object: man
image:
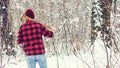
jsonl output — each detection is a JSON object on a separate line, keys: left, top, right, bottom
{"left": 17, "top": 9, "right": 55, "bottom": 68}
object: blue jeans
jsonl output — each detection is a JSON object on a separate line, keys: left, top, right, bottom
{"left": 26, "top": 53, "right": 47, "bottom": 68}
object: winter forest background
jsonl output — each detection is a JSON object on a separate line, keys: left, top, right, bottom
{"left": 0, "top": 0, "right": 120, "bottom": 68}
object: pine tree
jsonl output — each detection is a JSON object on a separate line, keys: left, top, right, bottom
{"left": 91, "top": 0, "right": 103, "bottom": 45}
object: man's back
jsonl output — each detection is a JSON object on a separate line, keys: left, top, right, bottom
{"left": 17, "top": 20, "right": 54, "bottom": 55}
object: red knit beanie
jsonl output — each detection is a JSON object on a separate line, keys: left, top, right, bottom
{"left": 25, "top": 9, "right": 35, "bottom": 19}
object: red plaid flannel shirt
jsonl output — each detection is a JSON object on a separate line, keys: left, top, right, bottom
{"left": 17, "top": 20, "right": 53, "bottom": 55}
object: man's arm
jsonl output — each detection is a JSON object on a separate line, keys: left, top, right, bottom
{"left": 41, "top": 24, "right": 54, "bottom": 38}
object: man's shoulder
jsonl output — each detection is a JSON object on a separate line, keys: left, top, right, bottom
{"left": 33, "top": 21, "right": 42, "bottom": 26}
{"left": 33, "top": 21, "right": 44, "bottom": 26}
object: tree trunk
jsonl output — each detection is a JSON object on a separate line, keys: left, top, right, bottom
{"left": 101, "top": 0, "right": 112, "bottom": 48}
{"left": 101, "top": 0, "right": 112, "bottom": 68}
{"left": 0, "top": 0, "right": 15, "bottom": 66}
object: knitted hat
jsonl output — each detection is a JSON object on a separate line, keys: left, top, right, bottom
{"left": 25, "top": 9, "right": 35, "bottom": 19}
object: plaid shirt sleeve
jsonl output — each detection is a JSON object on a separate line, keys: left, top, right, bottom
{"left": 17, "top": 26, "right": 23, "bottom": 44}
{"left": 41, "top": 24, "right": 54, "bottom": 38}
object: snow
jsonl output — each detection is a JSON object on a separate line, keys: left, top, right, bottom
{"left": 3, "top": 56, "right": 88, "bottom": 68}
{"left": 3, "top": 39, "right": 120, "bottom": 68}
{"left": 70, "top": 17, "right": 79, "bottom": 24}
{"left": 1, "top": 35, "right": 120, "bottom": 68}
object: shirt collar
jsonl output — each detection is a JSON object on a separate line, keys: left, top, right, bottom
{"left": 26, "top": 20, "right": 32, "bottom": 24}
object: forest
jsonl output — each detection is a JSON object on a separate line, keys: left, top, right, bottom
{"left": 0, "top": 0, "right": 120, "bottom": 68}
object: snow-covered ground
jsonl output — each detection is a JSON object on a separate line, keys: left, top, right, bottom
{"left": 2, "top": 39, "right": 120, "bottom": 68}
{"left": 3, "top": 56, "right": 85, "bottom": 68}
{"left": 3, "top": 53, "right": 120, "bottom": 68}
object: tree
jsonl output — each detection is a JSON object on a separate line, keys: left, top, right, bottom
{"left": 91, "top": 0, "right": 120, "bottom": 68}
{"left": 100, "top": 1, "right": 113, "bottom": 67}
{"left": 0, "top": 0, "right": 15, "bottom": 67}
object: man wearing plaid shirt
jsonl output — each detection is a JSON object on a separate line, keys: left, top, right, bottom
{"left": 17, "top": 9, "right": 55, "bottom": 68}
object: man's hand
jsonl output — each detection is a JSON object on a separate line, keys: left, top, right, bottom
{"left": 46, "top": 25, "right": 57, "bottom": 33}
